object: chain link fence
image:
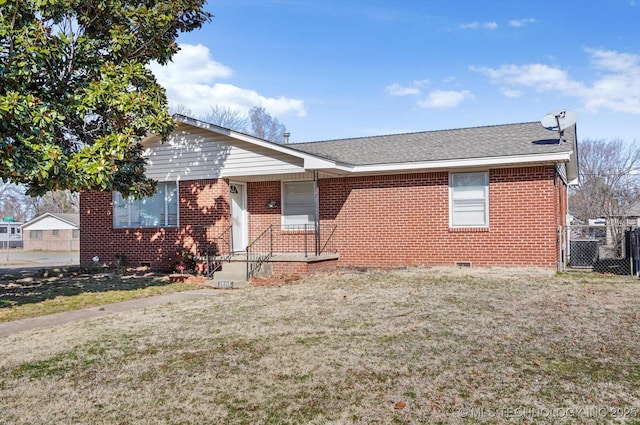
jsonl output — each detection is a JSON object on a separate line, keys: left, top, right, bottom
{"left": 560, "top": 224, "right": 638, "bottom": 276}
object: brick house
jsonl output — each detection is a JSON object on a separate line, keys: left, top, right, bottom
{"left": 80, "top": 115, "right": 578, "bottom": 276}
{"left": 22, "top": 213, "right": 80, "bottom": 251}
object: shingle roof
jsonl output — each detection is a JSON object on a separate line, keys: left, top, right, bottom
{"left": 288, "top": 122, "right": 575, "bottom": 166}
{"left": 51, "top": 213, "right": 80, "bottom": 227}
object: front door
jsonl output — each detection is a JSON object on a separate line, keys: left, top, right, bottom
{"left": 230, "top": 182, "right": 247, "bottom": 252}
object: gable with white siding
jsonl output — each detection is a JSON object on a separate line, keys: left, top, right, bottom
{"left": 143, "top": 123, "right": 307, "bottom": 181}
{"left": 21, "top": 214, "right": 79, "bottom": 231}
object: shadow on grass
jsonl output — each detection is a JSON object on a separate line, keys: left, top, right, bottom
{"left": 0, "top": 267, "right": 175, "bottom": 308}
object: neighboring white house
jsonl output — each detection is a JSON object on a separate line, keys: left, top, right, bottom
{"left": 21, "top": 213, "right": 80, "bottom": 251}
{"left": 0, "top": 219, "right": 23, "bottom": 248}
{"left": 623, "top": 200, "right": 640, "bottom": 227}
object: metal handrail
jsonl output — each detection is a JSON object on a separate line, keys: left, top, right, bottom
{"left": 318, "top": 224, "right": 337, "bottom": 256}
{"left": 246, "top": 224, "right": 273, "bottom": 279}
{"left": 279, "top": 223, "right": 338, "bottom": 257}
{"left": 198, "top": 224, "right": 232, "bottom": 278}
{"left": 216, "top": 224, "right": 233, "bottom": 262}
{"left": 244, "top": 223, "right": 338, "bottom": 279}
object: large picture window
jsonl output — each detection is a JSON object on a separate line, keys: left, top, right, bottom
{"left": 113, "top": 182, "right": 178, "bottom": 228}
{"left": 450, "top": 172, "right": 489, "bottom": 227}
{"left": 282, "top": 181, "right": 316, "bottom": 227}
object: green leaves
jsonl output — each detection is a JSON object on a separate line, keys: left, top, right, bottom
{"left": 1, "top": 0, "right": 212, "bottom": 197}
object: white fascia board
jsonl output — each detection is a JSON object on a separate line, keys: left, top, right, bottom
{"left": 20, "top": 213, "right": 49, "bottom": 229}
{"left": 329, "top": 152, "right": 572, "bottom": 174}
{"left": 566, "top": 147, "right": 578, "bottom": 182}
{"left": 303, "top": 156, "right": 341, "bottom": 169}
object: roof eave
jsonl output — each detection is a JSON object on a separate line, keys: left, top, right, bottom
{"left": 20, "top": 213, "right": 79, "bottom": 229}
{"left": 322, "top": 152, "right": 573, "bottom": 174}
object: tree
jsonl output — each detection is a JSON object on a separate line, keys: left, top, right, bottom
{"left": 168, "top": 103, "right": 195, "bottom": 117}
{"left": 28, "top": 190, "right": 80, "bottom": 217}
{"left": 569, "top": 139, "right": 640, "bottom": 253}
{"left": 201, "top": 105, "right": 248, "bottom": 132}
{"left": 170, "top": 104, "right": 287, "bottom": 141}
{"left": 248, "top": 106, "right": 287, "bottom": 143}
{"left": 0, "top": 180, "right": 27, "bottom": 221}
{"left": 0, "top": 1, "right": 211, "bottom": 198}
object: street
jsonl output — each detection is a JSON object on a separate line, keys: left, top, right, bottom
{"left": 0, "top": 249, "right": 79, "bottom": 270}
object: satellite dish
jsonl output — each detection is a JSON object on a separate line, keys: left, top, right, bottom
{"left": 540, "top": 110, "right": 578, "bottom": 144}
{"left": 540, "top": 110, "right": 578, "bottom": 132}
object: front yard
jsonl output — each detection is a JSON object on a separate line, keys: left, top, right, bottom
{"left": 0, "top": 267, "right": 198, "bottom": 322}
{"left": 0, "top": 267, "right": 639, "bottom": 424}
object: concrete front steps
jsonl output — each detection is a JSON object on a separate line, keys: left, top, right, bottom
{"left": 204, "top": 261, "right": 248, "bottom": 289}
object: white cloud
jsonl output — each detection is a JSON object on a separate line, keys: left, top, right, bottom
{"left": 149, "top": 43, "right": 306, "bottom": 117}
{"left": 386, "top": 80, "right": 430, "bottom": 96}
{"left": 386, "top": 83, "right": 420, "bottom": 96}
{"left": 471, "top": 49, "right": 640, "bottom": 114}
{"left": 470, "top": 63, "right": 583, "bottom": 92}
{"left": 582, "top": 49, "right": 640, "bottom": 113}
{"left": 460, "top": 21, "right": 498, "bottom": 30}
{"left": 588, "top": 48, "right": 640, "bottom": 72}
{"left": 417, "top": 90, "right": 474, "bottom": 109}
{"left": 500, "top": 88, "right": 522, "bottom": 98}
{"left": 509, "top": 18, "right": 536, "bottom": 27}
{"left": 460, "top": 22, "right": 480, "bottom": 29}
{"left": 150, "top": 44, "right": 232, "bottom": 85}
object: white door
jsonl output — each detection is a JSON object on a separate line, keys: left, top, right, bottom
{"left": 230, "top": 182, "right": 247, "bottom": 252}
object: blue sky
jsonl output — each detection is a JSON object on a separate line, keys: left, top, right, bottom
{"left": 150, "top": 0, "right": 640, "bottom": 144}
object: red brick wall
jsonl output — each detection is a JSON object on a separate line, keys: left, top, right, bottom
{"left": 80, "top": 179, "right": 230, "bottom": 269}
{"left": 246, "top": 181, "right": 315, "bottom": 253}
{"left": 247, "top": 181, "right": 281, "bottom": 238}
{"left": 315, "top": 166, "right": 561, "bottom": 269}
{"left": 81, "top": 165, "right": 566, "bottom": 271}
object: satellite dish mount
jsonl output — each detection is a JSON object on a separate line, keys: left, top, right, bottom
{"left": 540, "top": 110, "right": 578, "bottom": 144}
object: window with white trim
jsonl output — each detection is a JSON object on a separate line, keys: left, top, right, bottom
{"left": 282, "top": 181, "right": 315, "bottom": 228}
{"left": 113, "top": 182, "right": 178, "bottom": 228}
{"left": 449, "top": 171, "right": 489, "bottom": 227}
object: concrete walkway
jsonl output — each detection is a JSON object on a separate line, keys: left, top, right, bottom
{"left": 0, "top": 289, "right": 221, "bottom": 337}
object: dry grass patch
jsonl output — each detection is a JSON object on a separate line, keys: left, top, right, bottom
{"left": 0, "top": 268, "right": 639, "bottom": 424}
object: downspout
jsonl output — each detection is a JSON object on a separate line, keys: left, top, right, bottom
{"left": 564, "top": 170, "right": 569, "bottom": 271}
{"left": 554, "top": 166, "right": 564, "bottom": 271}
{"left": 314, "top": 171, "right": 320, "bottom": 256}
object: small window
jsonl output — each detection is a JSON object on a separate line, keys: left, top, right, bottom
{"left": 30, "top": 230, "right": 43, "bottom": 240}
{"left": 282, "top": 181, "right": 316, "bottom": 228}
{"left": 72, "top": 229, "right": 80, "bottom": 239}
{"left": 113, "top": 182, "right": 178, "bottom": 228}
{"left": 52, "top": 229, "right": 60, "bottom": 236}
{"left": 0, "top": 227, "right": 6, "bottom": 234}
{"left": 450, "top": 171, "right": 489, "bottom": 227}
{"left": 10, "top": 227, "right": 16, "bottom": 234}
